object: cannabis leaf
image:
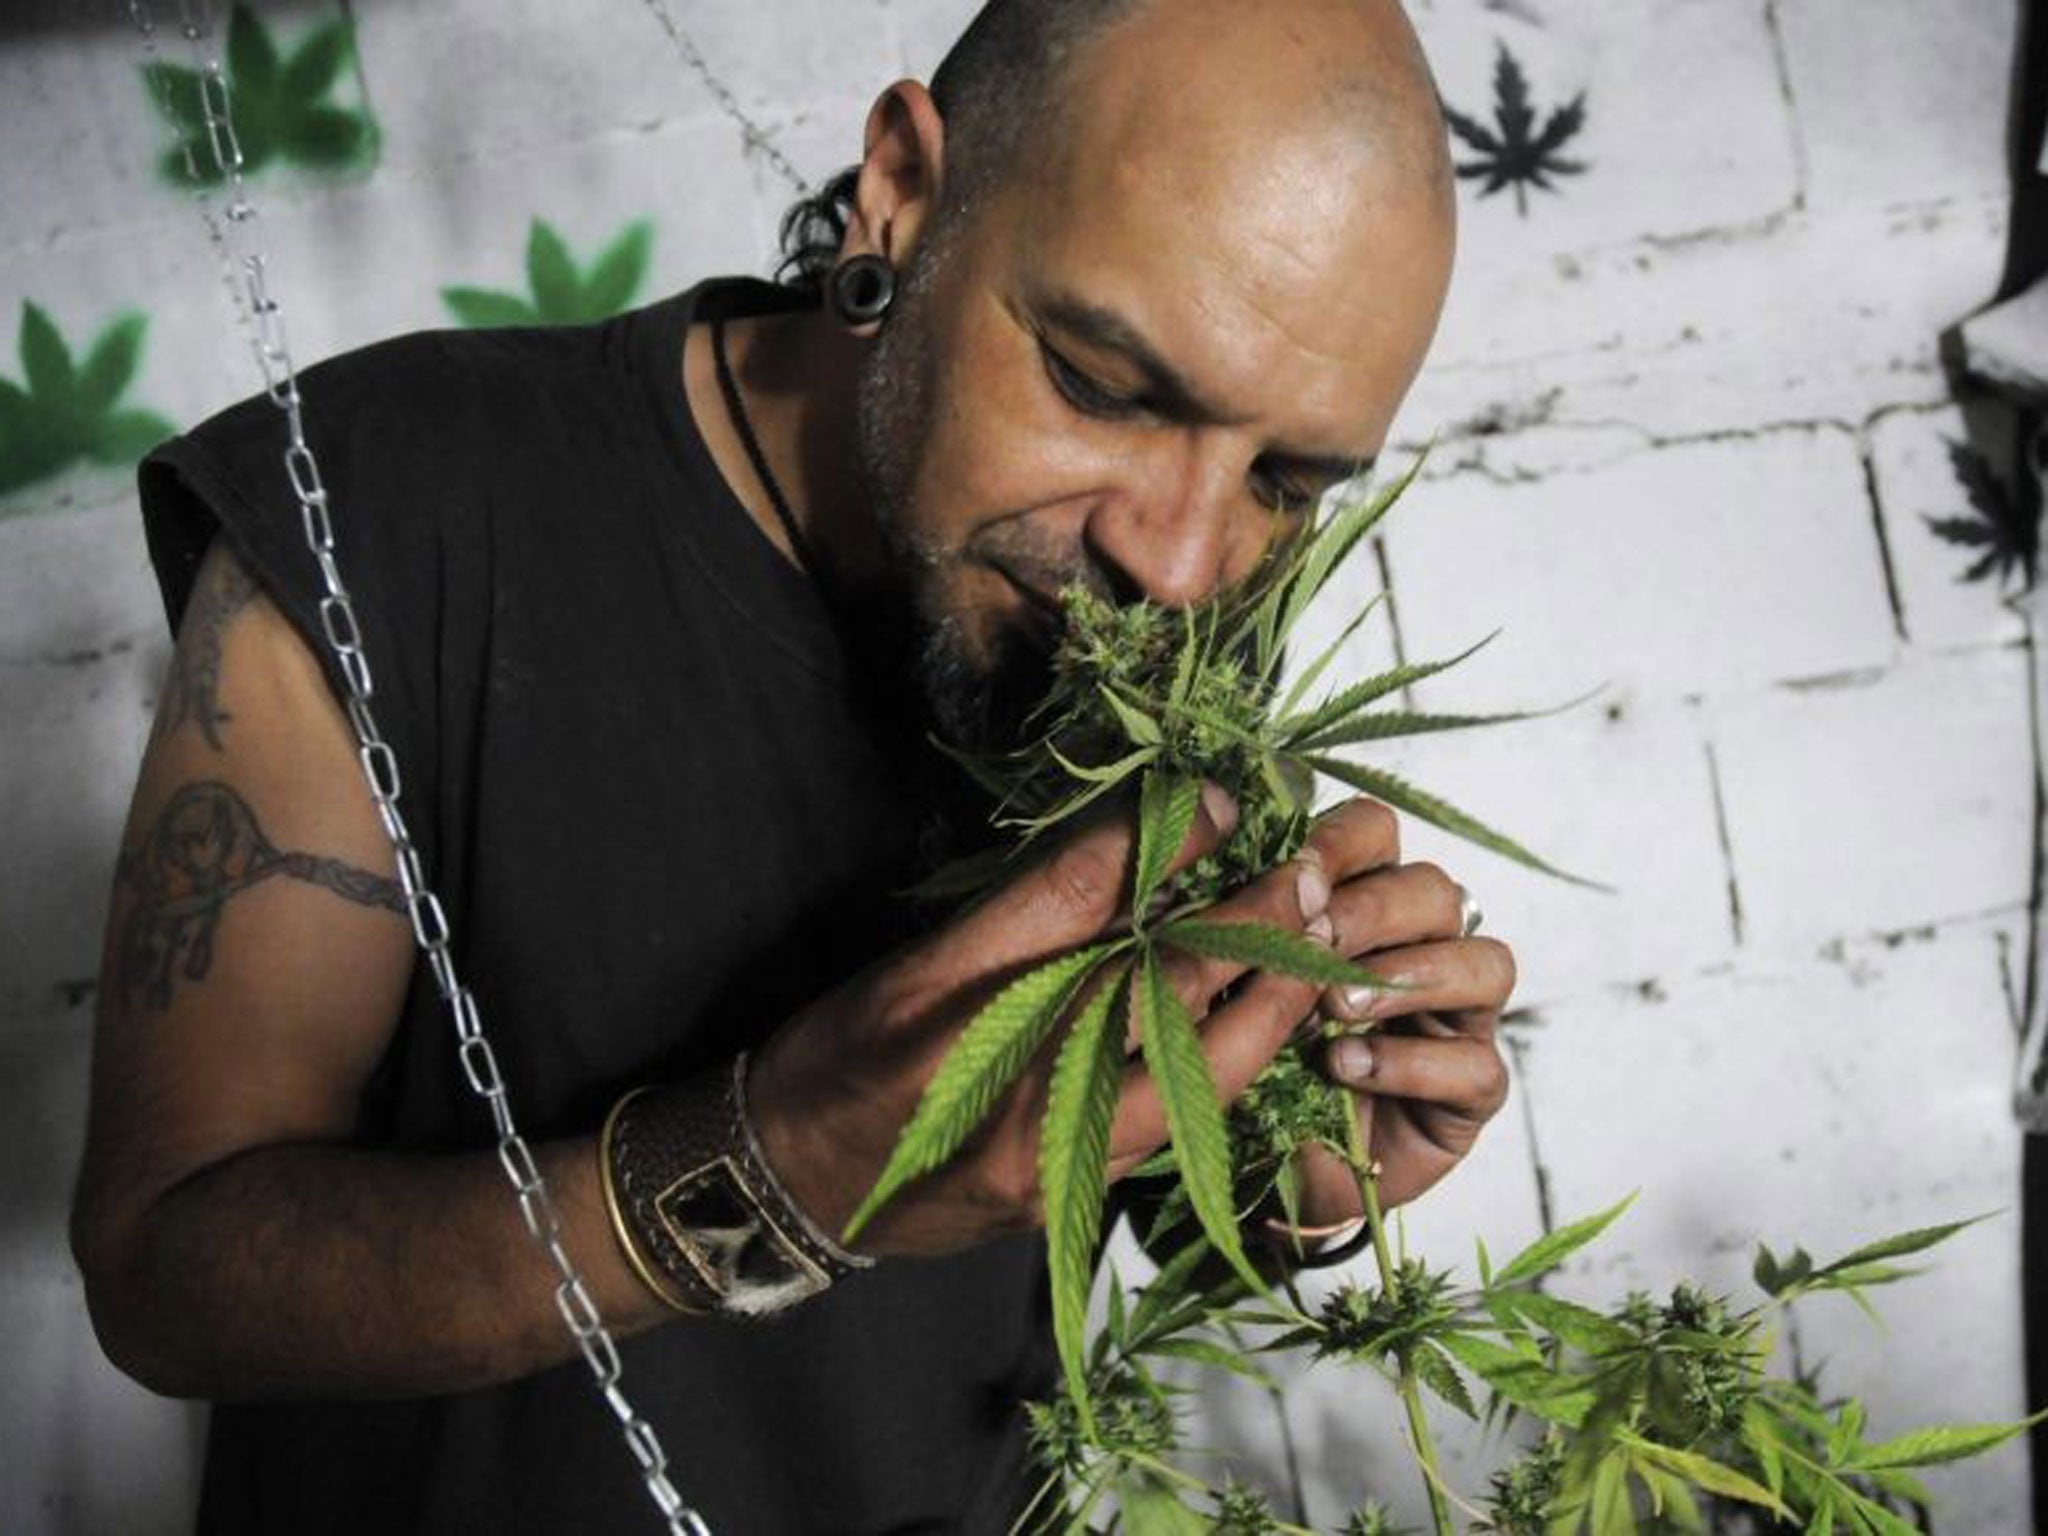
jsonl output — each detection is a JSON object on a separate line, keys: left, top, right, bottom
{"left": 1444, "top": 42, "right": 1589, "bottom": 216}
{"left": 0, "top": 302, "right": 173, "bottom": 500}
{"left": 1924, "top": 438, "right": 2038, "bottom": 589}
{"left": 141, "top": 3, "right": 375, "bottom": 188}
{"left": 442, "top": 219, "right": 657, "bottom": 328}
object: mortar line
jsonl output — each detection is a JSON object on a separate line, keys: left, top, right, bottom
{"left": 1503, "top": 1031, "right": 1557, "bottom": 1238}
{"left": 1760, "top": 0, "right": 1811, "bottom": 213}
{"left": 1702, "top": 739, "right": 1747, "bottom": 948}
{"left": 1858, "top": 439, "right": 1911, "bottom": 643}
{"left": 1370, "top": 534, "right": 1417, "bottom": 710}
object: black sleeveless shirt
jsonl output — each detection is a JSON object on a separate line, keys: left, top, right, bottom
{"left": 138, "top": 279, "right": 1053, "bottom": 1535}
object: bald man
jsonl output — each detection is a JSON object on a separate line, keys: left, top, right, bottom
{"left": 73, "top": 1, "right": 1513, "bottom": 1530}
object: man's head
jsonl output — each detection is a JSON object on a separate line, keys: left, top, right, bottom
{"left": 810, "top": 0, "right": 1456, "bottom": 750}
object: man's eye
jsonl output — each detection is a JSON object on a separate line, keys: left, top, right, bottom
{"left": 1251, "top": 464, "right": 1315, "bottom": 511}
{"left": 1040, "top": 340, "right": 1139, "bottom": 420}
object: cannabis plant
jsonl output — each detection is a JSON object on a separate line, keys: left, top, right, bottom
{"left": 842, "top": 461, "right": 2036, "bottom": 1532}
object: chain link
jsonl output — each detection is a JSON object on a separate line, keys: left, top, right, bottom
{"left": 123, "top": 4, "right": 708, "bottom": 1531}
{"left": 637, "top": 0, "right": 812, "bottom": 195}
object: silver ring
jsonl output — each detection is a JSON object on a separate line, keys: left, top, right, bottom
{"left": 1456, "top": 883, "right": 1484, "bottom": 937}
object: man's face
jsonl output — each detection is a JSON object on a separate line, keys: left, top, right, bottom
{"left": 853, "top": 9, "right": 1455, "bottom": 751}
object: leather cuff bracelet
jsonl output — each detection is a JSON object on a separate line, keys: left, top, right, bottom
{"left": 600, "top": 1053, "right": 873, "bottom": 1318}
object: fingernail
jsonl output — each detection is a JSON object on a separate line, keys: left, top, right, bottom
{"left": 1305, "top": 913, "right": 1336, "bottom": 945}
{"left": 1339, "top": 983, "right": 1378, "bottom": 1017}
{"left": 1296, "top": 857, "right": 1330, "bottom": 920}
{"left": 1332, "top": 1037, "right": 1375, "bottom": 1085}
{"left": 1200, "top": 780, "right": 1238, "bottom": 834}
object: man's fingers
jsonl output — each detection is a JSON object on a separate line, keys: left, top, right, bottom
{"left": 1299, "top": 796, "right": 1400, "bottom": 883}
{"left": 1319, "top": 936, "right": 1515, "bottom": 1028}
{"left": 1324, "top": 1030, "right": 1509, "bottom": 1123}
{"left": 1324, "top": 862, "right": 1465, "bottom": 957}
{"left": 1106, "top": 966, "right": 1321, "bottom": 1171}
{"left": 945, "top": 781, "right": 1238, "bottom": 972}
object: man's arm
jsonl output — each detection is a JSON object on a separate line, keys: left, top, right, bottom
{"left": 70, "top": 539, "right": 675, "bottom": 1400}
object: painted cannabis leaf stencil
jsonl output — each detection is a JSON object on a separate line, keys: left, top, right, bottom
{"left": 1925, "top": 438, "right": 2039, "bottom": 588}
{"left": 1444, "top": 42, "right": 1589, "bottom": 216}
{"left": 0, "top": 302, "right": 173, "bottom": 502}
{"left": 442, "top": 220, "right": 656, "bottom": 328}
{"left": 141, "top": 2, "right": 376, "bottom": 188}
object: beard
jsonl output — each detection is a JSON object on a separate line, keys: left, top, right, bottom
{"left": 847, "top": 246, "right": 1065, "bottom": 759}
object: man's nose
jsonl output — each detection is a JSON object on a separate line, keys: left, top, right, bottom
{"left": 1081, "top": 437, "right": 1246, "bottom": 610}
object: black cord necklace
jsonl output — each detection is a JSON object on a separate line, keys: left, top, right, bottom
{"left": 711, "top": 316, "right": 822, "bottom": 579}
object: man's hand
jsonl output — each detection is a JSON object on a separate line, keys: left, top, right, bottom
{"left": 748, "top": 791, "right": 1513, "bottom": 1258}
{"left": 1285, "top": 852, "right": 1516, "bottom": 1230}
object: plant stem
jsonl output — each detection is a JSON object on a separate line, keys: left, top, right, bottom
{"left": 1347, "top": 1104, "right": 1457, "bottom": 1536}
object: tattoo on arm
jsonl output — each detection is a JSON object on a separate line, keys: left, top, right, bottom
{"left": 116, "top": 781, "right": 406, "bottom": 1010}
{"left": 154, "top": 553, "right": 259, "bottom": 752}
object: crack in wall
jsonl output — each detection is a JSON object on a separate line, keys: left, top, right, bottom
{"left": 1702, "top": 739, "right": 1746, "bottom": 949}
{"left": 1858, "top": 440, "right": 1911, "bottom": 643}
{"left": 1502, "top": 1029, "right": 1557, "bottom": 1237}
{"left": 1369, "top": 533, "right": 1416, "bottom": 709}
{"left": 1760, "top": 0, "right": 1812, "bottom": 214}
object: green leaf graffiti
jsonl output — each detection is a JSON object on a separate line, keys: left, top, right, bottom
{"left": 0, "top": 302, "right": 173, "bottom": 501}
{"left": 141, "top": 4, "right": 377, "bottom": 187}
{"left": 442, "top": 219, "right": 657, "bottom": 327}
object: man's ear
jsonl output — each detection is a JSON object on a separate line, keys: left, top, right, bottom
{"left": 843, "top": 81, "right": 948, "bottom": 273}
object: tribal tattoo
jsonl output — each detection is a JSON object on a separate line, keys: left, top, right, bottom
{"left": 153, "top": 554, "right": 259, "bottom": 751}
{"left": 115, "top": 780, "right": 406, "bottom": 1010}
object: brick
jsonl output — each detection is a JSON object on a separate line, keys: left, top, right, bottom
{"left": 1382, "top": 429, "right": 1898, "bottom": 703}
{"left": 1516, "top": 929, "right": 2029, "bottom": 1528}
{"left": 1340, "top": 691, "right": 1737, "bottom": 1006}
{"left": 0, "top": 621, "right": 158, "bottom": 1021}
{"left": 1415, "top": 1, "right": 1797, "bottom": 259}
{"left": 1406, "top": 191, "right": 2009, "bottom": 444}
{"left": 1866, "top": 403, "right": 2033, "bottom": 651}
{"left": 1708, "top": 646, "right": 2033, "bottom": 961}
{"left": 1774, "top": 0, "right": 2018, "bottom": 212}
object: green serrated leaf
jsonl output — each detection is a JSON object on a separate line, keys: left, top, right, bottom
{"left": 526, "top": 220, "right": 582, "bottom": 321}
{"left": 1588, "top": 1451, "right": 1636, "bottom": 1536}
{"left": 1622, "top": 1436, "right": 1787, "bottom": 1518}
{"left": 1280, "top": 632, "right": 1499, "bottom": 746}
{"left": 1132, "top": 771, "right": 1200, "bottom": 925}
{"left": 1294, "top": 701, "right": 1561, "bottom": 754}
{"left": 283, "top": 18, "right": 353, "bottom": 101}
{"left": 1843, "top": 1415, "right": 2043, "bottom": 1471}
{"left": 1137, "top": 951, "right": 1267, "bottom": 1300}
{"left": 1277, "top": 593, "right": 1382, "bottom": 717}
{"left": 1117, "top": 1474, "right": 1209, "bottom": 1535}
{"left": 1277, "top": 452, "right": 1424, "bottom": 646}
{"left": 1305, "top": 753, "right": 1601, "bottom": 887}
{"left": 581, "top": 219, "right": 654, "bottom": 318}
{"left": 1437, "top": 1331, "right": 1593, "bottom": 1427}
{"left": 1491, "top": 1289, "right": 1632, "bottom": 1355}
{"left": 1816, "top": 1217, "right": 1987, "bottom": 1277}
{"left": 441, "top": 286, "right": 541, "bottom": 330}
{"left": 843, "top": 942, "right": 1116, "bottom": 1242}
{"left": 1141, "top": 1336, "right": 1276, "bottom": 1388}
{"left": 1490, "top": 1196, "right": 1635, "bottom": 1289}
{"left": 1414, "top": 1341, "right": 1478, "bottom": 1419}
{"left": 1101, "top": 684, "right": 1165, "bottom": 747}
{"left": 20, "top": 302, "right": 73, "bottom": 400}
{"left": 1041, "top": 967, "right": 1131, "bottom": 1434}
{"left": 1152, "top": 918, "right": 1392, "bottom": 990}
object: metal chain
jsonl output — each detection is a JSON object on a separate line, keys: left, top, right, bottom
{"left": 123, "top": 4, "right": 707, "bottom": 1531}
{"left": 637, "top": 0, "right": 811, "bottom": 195}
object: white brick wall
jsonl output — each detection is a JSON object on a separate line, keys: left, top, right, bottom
{"left": 0, "top": 1, "right": 2034, "bottom": 1531}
